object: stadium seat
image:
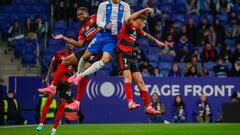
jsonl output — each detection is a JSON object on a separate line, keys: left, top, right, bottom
{"left": 66, "top": 30, "right": 76, "bottom": 38}
{"left": 161, "top": 69, "right": 170, "bottom": 77}
{"left": 158, "top": 62, "right": 172, "bottom": 70}
{"left": 48, "top": 39, "right": 63, "bottom": 46}
{"left": 171, "top": 13, "right": 185, "bottom": 22}
{"left": 175, "top": 0, "right": 186, "bottom": 5}
{"left": 204, "top": 63, "right": 216, "bottom": 70}
{"left": 161, "top": 0, "right": 174, "bottom": 4}
{"left": 225, "top": 39, "right": 236, "bottom": 47}
{"left": 52, "top": 29, "right": 65, "bottom": 35}
{"left": 21, "top": 54, "right": 36, "bottom": 65}
{"left": 216, "top": 13, "right": 228, "bottom": 25}
{"left": 54, "top": 20, "right": 67, "bottom": 30}
{"left": 158, "top": 4, "right": 172, "bottom": 13}
{"left": 160, "top": 54, "right": 175, "bottom": 62}
{"left": 175, "top": 62, "right": 186, "bottom": 70}
{"left": 147, "top": 54, "right": 160, "bottom": 62}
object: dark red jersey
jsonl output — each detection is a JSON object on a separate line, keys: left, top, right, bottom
{"left": 117, "top": 22, "right": 144, "bottom": 53}
{"left": 52, "top": 50, "right": 75, "bottom": 82}
{"left": 78, "top": 14, "right": 98, "bottom": 43}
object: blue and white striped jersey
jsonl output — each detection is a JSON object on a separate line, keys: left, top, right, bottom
{"left": 96, "top": 0, "right": 131, "bottom": 35}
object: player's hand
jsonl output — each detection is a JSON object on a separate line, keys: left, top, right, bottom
{"left": 156, "top": 40, "right": 168, "bottom": 47}
{"left": 105, "top": 23, "right": 113, "bottom": 29}
{"left": 144, "top": 8, "right": 153, "bottom": 13}
{"left": 52, "top": 34, "right": 64, "bottom": 40}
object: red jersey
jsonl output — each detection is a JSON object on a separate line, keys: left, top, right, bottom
{"left": 78, "top": 14, "right": 98, "bottom": 43}
{"left": 52, "top": 50, "right": 75, "bottom": 82}
{"left": 117, "top": 22, "right": 144, "bottom": 53}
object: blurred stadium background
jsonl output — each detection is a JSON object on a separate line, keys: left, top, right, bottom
{"left": 0, "top": 0, "right": 240, "bottom": 134}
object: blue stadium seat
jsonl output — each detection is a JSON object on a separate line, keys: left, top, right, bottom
{"left": 147, "top": 54, "right": 159, "bottom": 62}
{"left": 176, "top": 0, "right": 186, "bottom": 5}
{"left": 225, "top": 39, "right": 236, "bottom": 47}
{"left": 54, "top": 20, "right": 67, "bottom": 30}
{"left": 175, "top": 62, "right": 186, "bottom": 70}
{"left": 21, "top": 54, "right": 36, "bottom": 65}
{"left": 48, "top": 39, "right": 63, "bottom": 46}
{"left": 68, "top": 21, "right": 81, "bottom": 30}
{"left": 224, "top": 63, "right": 232, "bottom": 69}
{"left": 171, "top": 14, "right": 185, "bottom": 22}
{"left": 45, "top": 46, "right": 60, "bottom": 54}
{"left": 151, "top": 62, "right": 158, "bottom": 68}
{"left": 159, "top": 4, "right": 172, "bottom": 13}
{"left": 160, "top": 54, "right": 175, "bottom": 62}
{"left": 161, "top": 69, "right": 170, "bottom": 77}
{"left": 158, "top": 62, "right": 172, "bottom": 70}
{"left": 42, "top": 54, "right": 53, "bottom": 65}
{"left": 52, "top": 29, "right": 65, "bottom": 35}
{"left": 208, "top": 70, "right": 215, "bottom": 77}
{"left": 161, "top": 0, "right": 174, "bottom": 4}
{"left": 66, "top": 31, "right": 77, "bottom": 38}
{"left": 204, "top": 63, "right": 216, "bottom": 70}
{"left": 147, "top": 47, "right": 160, "bottom": 54}
{"left": 229, "top": 47, "right": 235, "bottom": 52}
{"left": 186, "top": 14, "right": 200, "bottom": 23}
{"left": 216, "top": 13, "right": 229, "bottom": 25}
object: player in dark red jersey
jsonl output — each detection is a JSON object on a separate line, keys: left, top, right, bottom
{"left": 38, "top": 7, "right": 100, "bottom": 111}
{"left": 36, "top": 43, "right": 76, "bottom": 135}
{"left": 115, "top": 8, "right": 167, "bottom": 115}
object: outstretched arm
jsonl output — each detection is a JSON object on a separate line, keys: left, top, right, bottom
{"left": 52, "top": 34, "right": 85, "bottom": 47}
{"left": 44, "top": 61, "right": 54, "bottom": 85}
{"left": 125, "top": 7, "right": 152, "bottom": 24}
{"left": 143, "top": 32, "right": 167, "bottom": 47}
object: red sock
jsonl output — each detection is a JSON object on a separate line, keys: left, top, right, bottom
{"left": 75, "top": 77, "right": 89, "bottom": 102}
{"left": 124, "top": 83, "right": 133, "bottom": 103}
{"left": 40, "top": 97, "right": 53, "bottom": 123}
{"left": 52, "top": 64, "right": 68, "bottom": 86}
{"left": 140, "top": 90, "right": 151, "bottom": 107}
{"left": 53, "top": 102, "right": 65, "bottom": 129}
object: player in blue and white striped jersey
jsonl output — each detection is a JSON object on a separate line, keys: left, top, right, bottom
{"left": 69, "top": 0, "right": 131, "bottom": 86}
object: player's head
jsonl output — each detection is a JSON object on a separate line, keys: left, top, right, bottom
{"left": 112, "top": 0, "right": 120, "bottom": 4}
{"left": 76, "top": 7, "right": 89, "bottom": 21}
{"left": 133, "top": 14, "right": 147, "bottom": 29}
{"left": 65, "top": 42, "right": 74, "bottom": 53}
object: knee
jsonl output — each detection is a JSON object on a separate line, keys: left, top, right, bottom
{"left": 101, "top": 57, "right": 110, "bottom": 64}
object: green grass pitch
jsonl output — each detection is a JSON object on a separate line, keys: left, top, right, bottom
{"left": 0, "top": 123, "right": 240, "bottom": 135}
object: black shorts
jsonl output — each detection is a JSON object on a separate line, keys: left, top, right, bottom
{"left": 116, "top": 52, "right": 139, "bottom": 74}
{"left": 57, "top": 81, "right": 72, "bottom": 102}
{"left": 74, "top": 49, "right": 102, "bottom": 64}
{"left": 74, "top": 49, "right": 86, "bottom": 61}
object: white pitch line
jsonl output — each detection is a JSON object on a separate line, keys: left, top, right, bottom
{"left": 0, "top": 124, "right": 37, "bottom": 129}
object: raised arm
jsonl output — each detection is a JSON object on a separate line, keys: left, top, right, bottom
{"left": 143, "top": 32, "right": 167, "bottom": 47}
{"left": 52, "top": 34, "right": 85, "bottom": 47}
{"left": 125, "top": 8, "right": 152, "bottom": 24}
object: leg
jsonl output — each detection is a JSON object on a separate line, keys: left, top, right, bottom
{"left": 65, "top": 77, "right": 89, "bottom": 110}
{"left": 36, "top": 95, "right": 54, "bottom": 132}
{"left": 38, "top": 54, "right": 78, "bottom": 95}
{"left": 132, "top": 72, "right": 160, "bottom": 115}
{"left": 122, "top": 70, "right": 133, "bottom": 103}
{"left": 73, "top": 52, "right": 111, "bottom": 85}
{"left": 77, "top": 50, "right": 93, "bottom": 73}
{"left": 196, "top": 115, "right": 204, "bottom": 123}
{"left": 51, "top": 98, "right": 66, "bottom": 135}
